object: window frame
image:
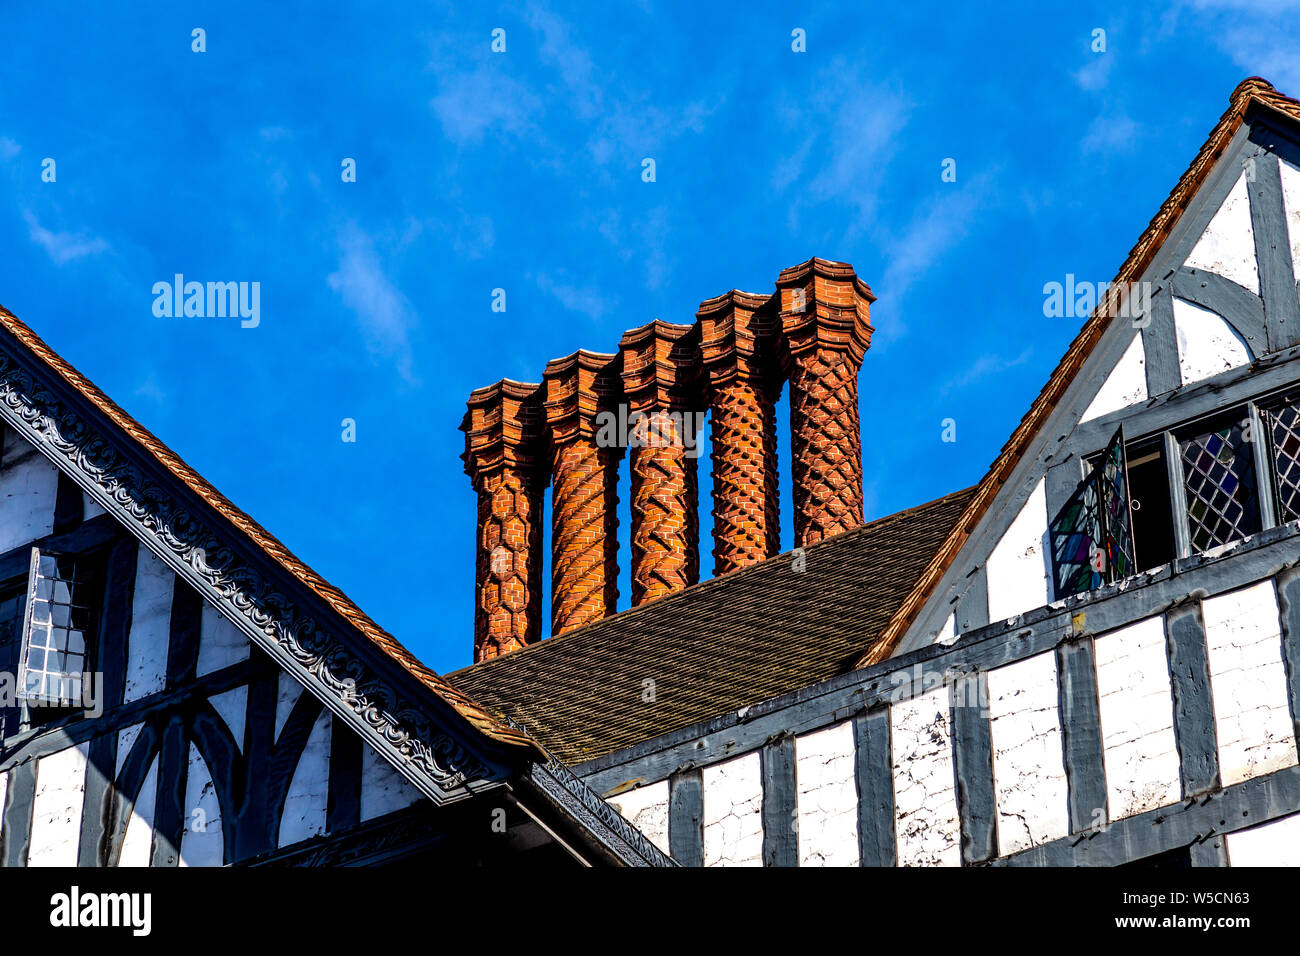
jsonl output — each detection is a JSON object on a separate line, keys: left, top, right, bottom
{"left": 14, "top": 546, "right": 101, "bottom": 724}
{"left": 1055, "top": 386, "right": 1300, "bottom": 601}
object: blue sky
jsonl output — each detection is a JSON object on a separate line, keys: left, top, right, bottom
{"left": 0, "top": 1, "right": 1294, "bottom": 673}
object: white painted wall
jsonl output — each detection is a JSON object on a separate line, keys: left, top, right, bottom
{"left": 1184, "top": 172, "right": 1259, "bottom": 293}
{"left": 197, "top": 602, "right": 250, "bottom": 677}
{"left": 1173, "top": 297, "right": 1252, "bottom": 387}
{"left": 1279, "top": 157, "right": 1300, "bottom": 285}
{"left": 119, "top": 756, "right": 158, "bottom": 868}
{"left": 1094, "top": 618, "right": 1181, "bottom": 819}
{"left": 891, "top": 686, "right": 960, "bottom": 867}
{"left": 210, "top": 685, "right": 247, "bottom": 753}
{"left": 986, "top": 479, "right": 1050, "bottom": 623}
{"left": 795, "top": 720, "right": 859, "bottom": 866}
{"left": 1202, "top": 582, "right": 1298, "bottom": 787}
{"left": 988, "top": 653, "right": 1070, "bottom": 855}
{"left": 0, "top": 428, "right": 59, "bottom": 554}
{"left": 606, "top": 780, "right": 670, "bottom": 855}
{"left": 702, "top": 751, "right": 763, "bottom": 867}
{"left": 1226, "top": 812, "right": 1300, "bottom": 866}
{"left": 275, "top": 671, "right": 304, "bottom": 741}
{"left": 279, "top": 708, "right": 331, "bottom": 847}
{"left": 124, "top": 548, "right": 172, "bottom": 703}
{"left": 116, "top": 723, "right": 143, "bottom": 777}
{"left": 360, "top": 742, "right": 423, "bottom": 822}
{"left": 0, "top": 770, "right": 7, "bottom": 839}
{"left": 179, "top": 744, "right": 223, "bottom": 866}
{"left": 1080, "top": 335, "right": 1148, "bottom": 422}
{"left": 28, "top": 743, "right": 89, "bottom": 866}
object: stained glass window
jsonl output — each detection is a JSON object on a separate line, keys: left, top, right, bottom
{"left": 1178, "top": 420, "right": 1260, "bottom": 552}
{"left": 1050, "top": 427, "right": 1134, "bottom": 600}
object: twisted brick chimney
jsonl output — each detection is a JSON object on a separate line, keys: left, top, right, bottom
{"left": 461, "top": 381, "right": 546, "bottom": 662}
{"left": 698, "top": 290, "right": 781, "bottom": 575}
{"left": 462, "top": 258, "right": 873, "bottom": 661}
{"left": 777, "top": 258, "right": 875, "bottom": 547}
{"left": 543, "top": 351, "right": 622, "bottom": 635}
{"left": 619, "top": 321, "right": 701, "bottom": 606}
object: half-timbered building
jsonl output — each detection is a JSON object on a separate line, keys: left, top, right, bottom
{"left": 7, "top": 76, "right": 1300, "bottom": 869}
{"left": 450, "top": 77, "right": 1300, "bottom": 868}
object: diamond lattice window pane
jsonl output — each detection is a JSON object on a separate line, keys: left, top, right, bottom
{"left": 1178, "top": 421, "right": 1261, "bottom": 552}
{"left": 1267, "top": 401, "right": 1300, "bottom": 523}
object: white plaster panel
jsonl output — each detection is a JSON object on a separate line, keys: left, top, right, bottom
{"left": 1203, "top": 582, "right": 1298, "bottom": 787}
{"left": 796, "top": 721, "right": 859, "bottom": 866}
{"left": 988, "top": 653, "right": 1070, "bottom": 855}
{"left": 1226, "top": 812, "right": 1300, "bottom": 866}
{"left": 891, "top": 685, "right": 960, "bottom": 867}
{"left": 606, "top": 780, "right": 670, "bottom": 855}
{"left": 279, "top": 708, "right": 331, "bottom": 847}
{"left": 934, "top": 611, "right": 958, "bottom": 646}
{"left": 1279, "top": 157, "right": 1300, "bottom": 285}
{"left": 1080, "top": 334, "right": 1148, "bottom": 423}
{"left": 0, "top": 429, "right": 59, "bottom": 554}
{"left": 179, "top": 744, "right": 224, "bottom": 866}
{"left": 0, "top": 770, "right": 7, "bottom": 839}
{"left": 197, "top": 602, "right": 250, "bottom": 677}
{"left": 986, "top": 479, "right": 1050, "bottom": 623}
{"left": 116, "top": 723, "right": 143, "bottom": 778}
{"left": 81, "top": 489, "right": 105, "bottom": 521}
{"left": 124, "top": 548, "right": 173, "bottom": 703}
{"left": 28, "top": 743, "right": 89, "bottom": 866}
{"left": 209, "top": 685, "right": 247, "bottom": 754}
{"left": 275, "top": 671, "right": 304, "bottom": 742}
{"left": 702, "top": 751, "right": 763, "bottom": 867}
{"left": 1184, "top": 173, "right": 1259, "bottom": 293}
{"left": 360, "top": 741, "right": 423, "bottom": 822}
{"left": 1093, "top": 617, "right": 1181, "bottom": 819}
{"left": 119, "top": 756, "right": 158, "bottom": 868}
{"left": 1173, "top": 297, "right": 1252, "bottom": 387}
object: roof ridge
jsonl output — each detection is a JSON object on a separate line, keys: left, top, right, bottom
{"left": 0, "top": 303, "right": 533, "bottom": 751}
{"left": 448, "top": 484, "right": 976, "bottom": 680}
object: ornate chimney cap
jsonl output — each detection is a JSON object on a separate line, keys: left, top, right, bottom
{"left": 618, "top": 320, "right": 700, "bottom": 413}
{"left": 460, "top": 378, "right": 546, "bottom": 484}
{"left": 542, "top": 349, "right": 621, "bottom": 445}
{"left": 775, "top": 257, "right": 875, "bottom": 365}
{"left": 696, "top": 290, "right": 780, "bottom": 392}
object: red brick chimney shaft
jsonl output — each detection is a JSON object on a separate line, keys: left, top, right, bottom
{"left": 460, "top": 381, "right": 547, "bottom": 662}
{"left": 698, "top": 290, "right": 782, "bottom": 575}
{"left": 777, "top": 258, "right": 875, "bottom": 548}
{"left": 619, "top": 321, "right": 701, "bottom": 607}
{"left": 543, "top": 351, "right": 622, "bottom": 635}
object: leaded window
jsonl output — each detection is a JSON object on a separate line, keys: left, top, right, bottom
{"left": 1264, "top": 397, "right": 1300, "bottom": 523}
{"left": 1178, "top": 419, "right": 1260, "bottom": 552}
{"left": 17, "top": 548, "right": 92, "bottom": 705}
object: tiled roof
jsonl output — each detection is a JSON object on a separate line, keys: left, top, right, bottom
{"left": 0, "top": 304, "right": 535, "bottom": 753}
{"left": 449, "top": 487, "right": 974, "bottom": 763}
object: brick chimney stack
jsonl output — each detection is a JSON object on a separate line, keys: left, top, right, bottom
{"left": 461, "top": 257, "right": 876, "bottom": 661}
{"left": 461, "top": 380, "right": 547, "bottom": 662}
{"left": 777, "top": 258, "right": 875, "bottom": 548}
{"left": 698, "top": 290, "right": 781, "bottom": 575}
{"left": 619, "top": 320, "right": 702, "bottom": 606}
{"left": 543, "top": 350, "right": 622, "bottom": 635}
